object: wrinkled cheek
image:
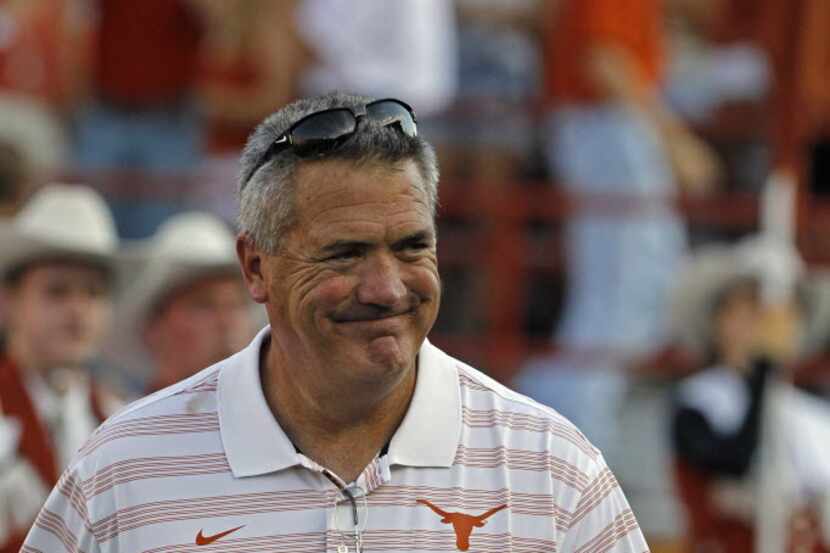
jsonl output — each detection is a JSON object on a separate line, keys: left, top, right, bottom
{"left": 298, "top": 278, "right": 353, "bottom": 323}
{"left": 310, "top": 276, "right": 353, "bottom": 304}
{"left": 412, "top": 269, "right": 441, "bottom": 313}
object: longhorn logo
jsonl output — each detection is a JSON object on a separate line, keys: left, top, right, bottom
{"left": 416, "top": 499, "right": 507, "bottom": 551}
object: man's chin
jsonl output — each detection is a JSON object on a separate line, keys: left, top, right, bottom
{"left": 337, "top": 335, "right": 415, "bottom": 381}
{"left": 366, "top": 335, "right": 408, "bottom": 367}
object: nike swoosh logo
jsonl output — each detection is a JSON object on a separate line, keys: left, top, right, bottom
{"left": 195, "top": 525, "right": 245, "bottom": 545}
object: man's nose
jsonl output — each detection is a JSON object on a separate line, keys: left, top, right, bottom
{"left": 356, "top": 252, "right": 408, "bottom": 308}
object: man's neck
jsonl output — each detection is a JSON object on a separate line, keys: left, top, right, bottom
{"left": 260, "top": 340, "right": 417, "bottom": 483}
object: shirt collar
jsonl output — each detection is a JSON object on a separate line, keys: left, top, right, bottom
{"left": 219, "top": 327, "right": 461, "bottom": 478}
{"left": 387, "top": 338, "right": 461, "bottom": 468}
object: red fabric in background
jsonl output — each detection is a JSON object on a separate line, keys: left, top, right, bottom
{"left": 0, "top": 0, "right": 76, "bottom": 106}
{"left": 93, "top": 0, "right": 202, "bottom": 108}
{"left": 200, "top": 57, "right": 260, "bottom": 154}
{"left": 544, "top": 0, "right": 664, "bottom": 107}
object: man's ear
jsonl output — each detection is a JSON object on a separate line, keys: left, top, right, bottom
{"left": 236, "top": 233, "right": 269, "bottom": 304}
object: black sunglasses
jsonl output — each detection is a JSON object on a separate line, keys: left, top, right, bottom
{"left": 242, "top": 98, "right": 418, "bottom": 187}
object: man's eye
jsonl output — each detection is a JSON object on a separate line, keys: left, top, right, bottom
{"left": 400, "top": 241, "right": 429, "bottom": 254}
{"left": 328, "top": 250, "right": 360, "bottom": 261}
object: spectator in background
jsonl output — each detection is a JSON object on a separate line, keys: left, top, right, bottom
{"left": 430, "top": 0, "right": 542, "bottom": 184}
{"left": 516, "top": 0, "right": 722, "bottom": 464}
{"left": 187, "top": 0, "right": 309, "bottom": 224}
{"left": 295, "top": 0, "right": 458, "bottom": 118}
{"left": 191, "top": 0, "right": 308, "bottom": 157}
{"left": 670, "top": 236, "right": 830, "bottom": 551}
{"left": 72, "top": 0, "right": 205, "bottom": 239}
{"left": 0, "top": 94, "right": 67, "bottom": 208}
{"left": 117, "top": 212, "right": 255, "bottom": 394}
{"left": 0, "top": 141, "right": 25, "bottom": 217}
{"left": 0, "top": 0, "right": 91, "bottom": 112}
{"left": 0, "top": 94, "right": 67, "bottom": 330}
{"left": 0, "top": 184, "right": 120, "bottom": 553}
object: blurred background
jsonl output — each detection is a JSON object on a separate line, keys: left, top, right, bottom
{"left": 2, "top": 0, "right": 830, "bottom": 551}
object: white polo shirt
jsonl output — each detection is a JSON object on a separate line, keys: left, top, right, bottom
{"left": 23, "top": 327, "right": 649, "bottom": 552}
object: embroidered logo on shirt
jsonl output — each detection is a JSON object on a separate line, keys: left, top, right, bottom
{"left": 195, "top": 525, "right": 245, "bottom": 545}
{"left": 416, "top": 499, "right": 507, "bottom": 551}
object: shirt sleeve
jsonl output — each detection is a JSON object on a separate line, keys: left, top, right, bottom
{"left": 560, "top": 455, "right": 650, "bottom": 552}
{"left": 20, "top": 468, "right": 102, "bottom": 553}
{"left": 672, "top": 359, "right": 773, "bottom": 477}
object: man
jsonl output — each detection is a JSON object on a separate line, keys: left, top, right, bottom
{"left": 0, "top": 183, "right": 118, "bottom": 552}
{"left": 24, "top": 93, "right": 648, "bottom": 552}
{"left": 118, "top": 211, "right": 256, "bottom": 392}
{"left": 74, "top": 0, "right": 204, "bottom": 239}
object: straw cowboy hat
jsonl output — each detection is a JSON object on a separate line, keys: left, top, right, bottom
{"left": 0, "top": 183, "right": 118, "bottom": 278}
{"left": 118, "top": 211, "right": 241, "bottom": 328}
{"left": 669, "top": 235, "right": 830, "bottom": 357}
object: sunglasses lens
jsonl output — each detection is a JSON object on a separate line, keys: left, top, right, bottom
{"left": 291, "top": 109, "right": 356, "bottom": 155}
{"left": 367, "top": 100, "right": 417, "bottom": 137}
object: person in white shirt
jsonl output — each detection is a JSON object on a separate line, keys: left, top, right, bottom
{"left": 23, "top": 92, "right": 648, "bottom": 553}
{"left": 296, "top": 0, "right": 457, "bottom": 117}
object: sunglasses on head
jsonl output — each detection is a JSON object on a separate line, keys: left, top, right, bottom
{"left": 243, "top": 98, "right": 418, "bottom": 187}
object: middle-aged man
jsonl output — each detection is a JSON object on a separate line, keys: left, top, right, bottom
{"left": 24, "top": 93, "right": 648, "bottom": 553}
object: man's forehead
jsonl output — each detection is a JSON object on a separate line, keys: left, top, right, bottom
{"left": 294, "top": 157, "right": 424, "bottom": 196}
{"left": 292, "top": 159, "right": 430, "bottom": 222}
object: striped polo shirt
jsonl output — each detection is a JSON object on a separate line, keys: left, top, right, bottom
{"left": 23, "top": 327, "right": 649, "bottom": 552}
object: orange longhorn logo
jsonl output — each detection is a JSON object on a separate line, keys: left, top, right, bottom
{"left": 416, "top": 499, "right": 507, "bottom": 551}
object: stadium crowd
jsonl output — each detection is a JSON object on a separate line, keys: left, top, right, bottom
{"left": 1, "top": 0, "right": 830, "bottom": 551}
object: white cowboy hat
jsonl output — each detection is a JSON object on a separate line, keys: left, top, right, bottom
{"left": 668, "top": 235, "right": 808, "bottom": 356}
{"left": 118, "top": 212, "right": 241, "bottom": 328}
{"left": 0, "top": 183, "right": 117, "bottom": 278}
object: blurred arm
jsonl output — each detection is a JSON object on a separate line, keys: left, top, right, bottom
{"left": 586, "top": 43, "right": 723, "bottom": 195}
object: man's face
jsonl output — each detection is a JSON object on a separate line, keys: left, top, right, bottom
{"left": 5, "top": 262, "right": 112, "bottom": 371}
{"left": 258, "top": 158, "right": 440, "bottom": 387}
{"left": 146, "top": 274, "right": 254, "bottom": 385}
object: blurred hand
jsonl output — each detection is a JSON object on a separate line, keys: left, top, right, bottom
{"left": 666, "top": 127, "right": 724, "bottom": 197}
{"left": 752, "top": 302, "right": 804, "bottom": 366}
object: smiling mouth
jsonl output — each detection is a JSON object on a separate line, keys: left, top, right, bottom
{"left": 333, "top": 309, "right": 415, "bottom": 324}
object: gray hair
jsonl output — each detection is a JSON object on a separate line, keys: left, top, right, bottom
{"left": 237, "top": 92, "right": 439, "bottom": 253}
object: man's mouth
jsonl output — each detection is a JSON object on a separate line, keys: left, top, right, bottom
{"left": 332, "top": 307, "right": 416, "bottom": 324}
